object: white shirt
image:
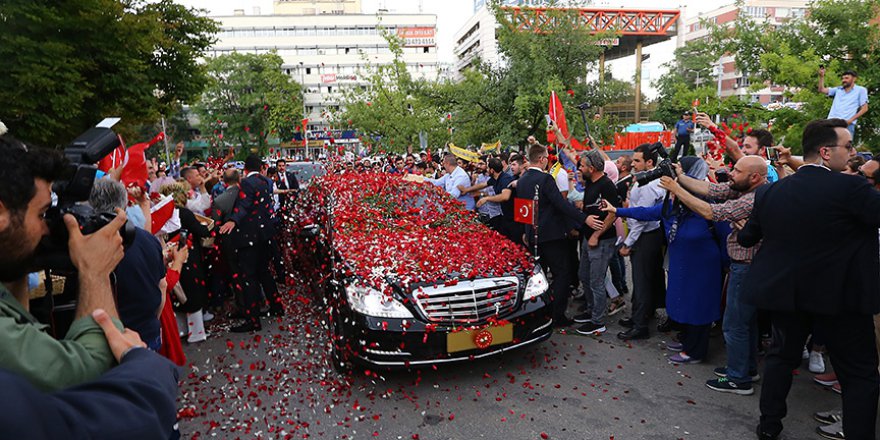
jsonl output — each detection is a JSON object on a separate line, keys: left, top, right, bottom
{"left": 554, "top": 168, "right": 569, "bottom": 194}
{"left": 623, "top": 178, "right": 666, "bottom": 248}
{"left": 186, "top": 190, "right": 211, "bottom": 216}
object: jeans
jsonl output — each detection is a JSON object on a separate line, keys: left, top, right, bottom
{"left": 722, "top": 262, "right": 758, "bottom": 383}
{"left": 579, "top": 237, "right": 617, "bottom": 325}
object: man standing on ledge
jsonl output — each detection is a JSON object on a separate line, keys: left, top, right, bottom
{"left": 819, "top": 67, "right": 869, "bottom": 137}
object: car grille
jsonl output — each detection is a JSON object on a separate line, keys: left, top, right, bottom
{"left": 412, "top": 277, "right": 520, "bottom": 324}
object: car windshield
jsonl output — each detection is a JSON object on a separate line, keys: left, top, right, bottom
{"left": 288, "top": 162, "right": 325, "bottom": 185}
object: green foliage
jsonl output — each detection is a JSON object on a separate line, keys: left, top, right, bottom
{"left": 194, "top": 52, "right": 302, "bottom": 158}
{"left": 657, "top": 0, "right": 880, "bottom": 151}
{"left": 340, "top": 29, "right": 449, "bottom": 153}
{"left": 0, "top": 0, "right": 218, "bottom": 147}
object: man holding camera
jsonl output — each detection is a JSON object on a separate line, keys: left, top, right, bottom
{"left": 616, "top": 143, "right": 667, "bottom": 341}
{"left": 0, "top": 139, "right": 129, "bottom": 390}
{"left": 659, "top": 155, "right": 768, "bottom": 395}
{"left": 0, "top": 136, "right": 179, "bottom": 438}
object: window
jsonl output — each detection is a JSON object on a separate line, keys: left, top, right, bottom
{"left": 423, "top": 47, "right": 430, "bottom": 53}
{"left": 306, "top": 67, "right": 312, "bottom": 74}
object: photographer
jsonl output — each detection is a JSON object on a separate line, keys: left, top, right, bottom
{"left": 659, "top": 156, "right": 768, "bottom": 396}
{"left": 616, "top": 144, "right": 667, "bottom": 341}
{"left": 0, "top": 136, "right": 134, "bottom": 390}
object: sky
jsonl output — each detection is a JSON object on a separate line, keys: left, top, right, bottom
{"left": 178, "top": 0, "right": 733, "bottom": 97}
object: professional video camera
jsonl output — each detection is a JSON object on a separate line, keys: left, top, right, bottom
{"left": 632, "top": 142, "right": 676, "bottom": 186}
{"left": 33, "top": 120, "right": 135, "bottom": 271}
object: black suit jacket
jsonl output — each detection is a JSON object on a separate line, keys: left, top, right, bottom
{"left": 0, "top": 348, "right": 178, "bottom": 440}
{"left": 277, "top": 170, "right": 300, "bottom": 207}
{"left": 277, "top": 170, "right": 300, "bottom": 191}
{"left": 228, "top": 173, "right": 277, "bottom": 249}
{"left": 738, "top": 165, "right": 880, "bottom": 314}
{"left": 516, "top": 168, "right": 587, "bottom": 243}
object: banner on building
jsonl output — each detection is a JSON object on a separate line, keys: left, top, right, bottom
{"left": 397, "top": 27, "right": 436, "bottom": 47}
{"left": 321, "top": 73, "right": 337, "bottom": 84}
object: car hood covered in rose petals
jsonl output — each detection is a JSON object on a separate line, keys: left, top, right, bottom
{"left": 300, "top": 172, "right": 533, "bottom": 289}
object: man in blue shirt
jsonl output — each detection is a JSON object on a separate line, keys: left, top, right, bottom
{"left": 425, "top": 154, "right": 475, "bottom": 210}
{"left": 819, "top": 68, "right": 869, "bottom": 136}
{"left": 672, "top": 112, "right": 695, "bottom": 161}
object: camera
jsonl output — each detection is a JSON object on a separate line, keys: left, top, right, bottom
{"left": 33, "top": 123, "right": 136, "bottom": 271}
{"left": 632, "top": 142, "right": 676, "bottom": 186}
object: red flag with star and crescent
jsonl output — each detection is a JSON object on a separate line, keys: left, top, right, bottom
{"left": 514, "top": 198, "right": 535, "bottom": 225}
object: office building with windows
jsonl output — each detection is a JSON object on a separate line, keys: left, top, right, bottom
{"left": 681, "top": 0, "right": 808, "bottom": 104}
{"left": 208, "top": 0, "right": 439, "bottom": 152}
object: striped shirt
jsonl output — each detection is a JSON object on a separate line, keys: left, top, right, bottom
{"left": 708, "top": 183, "right": 760, "bottom": 263}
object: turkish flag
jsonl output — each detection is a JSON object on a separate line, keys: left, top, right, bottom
{"left": 96, "top": 135, "right": 126, "bottom": 173}
{"left": 120, "top": 132, "right": 164, "bottom": 191}
{"left": 546, "top": 91, "right": 569, "bottom": 145}
{"left": 150, "top": 195, "right": 175, "bottom": 235}
{"left": 513, "top": 198, "right": 535, "bottom": 225}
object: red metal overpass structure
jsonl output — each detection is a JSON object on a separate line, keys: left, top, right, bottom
{"left": 500, "top": 7, "right": 682, "bottom": 121}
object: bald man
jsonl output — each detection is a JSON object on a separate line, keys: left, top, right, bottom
{"left": 660, "top": 155, "right": 769, "bottom": 395}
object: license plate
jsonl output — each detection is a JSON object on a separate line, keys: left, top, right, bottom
{"left": 446, "top": 324, "right": 514, "bottom": 353}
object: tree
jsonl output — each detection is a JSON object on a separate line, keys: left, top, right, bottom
{"left": 488, "top": 2, "right": 617, "bottom": 145}
{"left": 194, "top": 52, "right": 302, "bottom": 157}
{"left": 340, "top": 29, "right": 450, "bottom": 153}
{"left": 0, "top": 0, "right": 218, "bottom": 147}
{"left": 722, "top": 0, "right": 880, "bottom": 150}
{"left": 655, "top": 0, "right": 880, "bottom": 151}
{"left": 652, "top": 35, "right": 726, "bottom": 126}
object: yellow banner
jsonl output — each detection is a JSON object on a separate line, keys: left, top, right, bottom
{"left": 449, "top": 143, "right": 482, "bottom": 163}
{"left": 480, "top": 141, "right": 501, "bottom": 154}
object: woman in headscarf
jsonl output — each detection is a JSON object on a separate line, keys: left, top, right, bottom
{"left": 602, "top": 156, "right": 728, "bottom": 363}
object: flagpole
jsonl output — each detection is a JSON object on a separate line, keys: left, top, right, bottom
{"left": 533, "top": 184, "right": 539, "bottom": 261}
{"left": 161, "top": 117, "right": 171, "bottom": 163}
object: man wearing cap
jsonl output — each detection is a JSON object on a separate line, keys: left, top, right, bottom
{"left": 819, "top": 68, "right": 869, "bottom": 136}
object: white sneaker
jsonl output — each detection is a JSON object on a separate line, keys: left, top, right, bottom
{"left": 809, "top": 351, "right": 826, "bottom": 374}
{"left": 203, "top": 311, "right": 215, "bottom": 322}
{"left": 802, "top": 347, "right": 810, "bottom": 360}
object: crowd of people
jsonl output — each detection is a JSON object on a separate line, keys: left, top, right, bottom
{"left": 0, "top": 67, "right": 876, "bottom": 440}
{"left": 0, "top": 132, "right": 299, "bottom": 438}
{"left": 335, "top": 114, "right": 879, "bottom": 440}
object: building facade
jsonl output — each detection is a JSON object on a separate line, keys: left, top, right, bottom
{"left": 455, "top": 0, "right": 591, "bottom": 78}
{"left": 208, "top": 1, "right": 439, "bottom": 153}
{"left": 680, "top": 0, "right": 809, "bottom": 105}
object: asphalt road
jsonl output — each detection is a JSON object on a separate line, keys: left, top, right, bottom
{"left": 177, "top": 286, "right": 843, "bottom": 440}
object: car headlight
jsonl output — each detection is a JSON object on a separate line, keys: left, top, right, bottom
{"left": 523, "top": 266, "right": 549, "bottom": 300}
{"left": 345, "top": 282, "right": 414, "bottom": 318}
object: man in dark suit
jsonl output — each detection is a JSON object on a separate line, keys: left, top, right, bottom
{"left": 275, "top": 158, "right": 300, "bottom": 209}
{"left": 516, "top": 144, "right": 592, "bottom": 327}
{"left": 738, "top": 118, "right": 880, "bottom": 440}
{"left": 219, "top": 155, "right": 282, "bottom": 332}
